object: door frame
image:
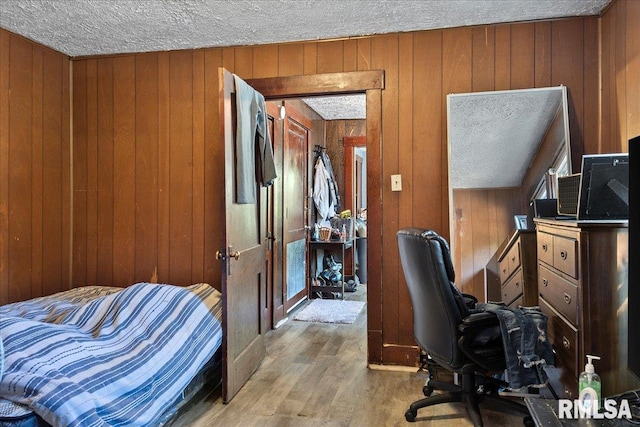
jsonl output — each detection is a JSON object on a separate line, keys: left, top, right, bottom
{"left": 246, "top": 70, "right": 385, "bottom": 363}
{"left": 264, "top": 101, "right": 281, "bottom": 332}
{"left": 344, "top": 135, "right": 367, "bottom": 214}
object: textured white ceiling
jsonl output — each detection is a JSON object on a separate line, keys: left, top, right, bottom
{"left": 0, "top": 0, "right": 611, "bottom": 57}
{"left": 302, "top": 94, "right": 366, "bottom": 120}
{"left": 448, "top": 87, "right": 565, "bottom": 189}
{"left": 0, "top": 0, "right": 610, "bottom": 120}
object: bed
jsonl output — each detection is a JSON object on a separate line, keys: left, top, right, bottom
{"left": 0, "top": 282, "right": 223, "bottom": 427}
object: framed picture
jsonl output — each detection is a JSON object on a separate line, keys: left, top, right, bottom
{"left": 514, "top": 215, "right": 528, "bottom": 230}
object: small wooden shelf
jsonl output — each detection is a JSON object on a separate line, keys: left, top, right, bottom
{"left": 308, "top": 239, "right": 354, "bottom": 299}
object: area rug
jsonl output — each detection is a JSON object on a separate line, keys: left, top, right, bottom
{"left": 293, "top": 299, "right": 365, "bottom": 324}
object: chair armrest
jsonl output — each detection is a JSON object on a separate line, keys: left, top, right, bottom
{"left": 459, "top": 311, "right": 498, "bottom": 334}
{"left": 461, "top": 293, "right": 478, "bottom": 305}
{"left": 459, "top": 311, "right": 505, "bottom": 371}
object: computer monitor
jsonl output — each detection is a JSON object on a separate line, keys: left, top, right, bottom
{"left": 577, "top": 153, "right": 629, "bottom": 220}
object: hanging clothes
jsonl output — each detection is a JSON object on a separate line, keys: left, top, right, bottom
{"left": 312, "top": 147, "right": 340, "bottom": 222}
{"left": 313, "top": 156, "right": 334, "bottom": 222}
{"left": 233, "top": 74, "right": 277, "bottom": 204}
{"left": 319, "top": 150, "right": 340, "bottom": 211}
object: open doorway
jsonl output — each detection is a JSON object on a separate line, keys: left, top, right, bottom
{"left": 246, "top": 70, "right": 383, "bottom": 364}
{"left": 305, "top": 118, "right": 367, "bottom": 301}
{"left": 269, "top": 97, "right": 368, "bottom": 320}
{"left": 294, "top": 112, "right": 368, "bottom": 326}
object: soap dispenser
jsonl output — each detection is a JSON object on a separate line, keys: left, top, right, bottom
{"left": 578, "top": 354, "right": 601, "bottom": 416}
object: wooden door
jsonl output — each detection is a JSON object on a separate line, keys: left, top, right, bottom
{"left": 282, "top": 101, "right": 311, "bottom": 312}
{"left": 218, "top": 68, "right": 267, "bottom": 403}
{"left": 265, "top": 101, "right": 283, "bottom": 328}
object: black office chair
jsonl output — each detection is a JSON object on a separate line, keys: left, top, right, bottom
{"left": 397, "top": 228, "right": 533, "bottom": 427}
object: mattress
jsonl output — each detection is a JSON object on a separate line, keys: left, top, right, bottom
{"left": 0, "top": 283, "right": 223, "bottom": 427}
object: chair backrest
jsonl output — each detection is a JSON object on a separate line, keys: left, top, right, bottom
{"left": 397, "top": 228, "right": 466, "bottom": 370}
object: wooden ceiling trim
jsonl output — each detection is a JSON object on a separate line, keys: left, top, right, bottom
{"left": 246, "top": 70, "right": 384, "bottom": 98}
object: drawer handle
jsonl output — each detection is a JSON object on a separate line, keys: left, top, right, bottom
{"left": 542, "top": 244, "right": 548, "bottom": 252}
{"left": 502, "top": 268, "right": 507, "bottom": 274}
{"left": 564, "top": 293, "right": 571, "bottom": 305}
{"left": 511, "top": 256, "right": 516, "bottom": 263}
{"left": 515, "top": 281, "right": 520, "bottom": 288}
{"left": 562, "top": 336, "right": 570, "bottom": 349}
{"left": 542, "top": 278, "right": 548, "bottom": 287}
{"left": 560, "top": 250, "right": 568, "bottom": 260}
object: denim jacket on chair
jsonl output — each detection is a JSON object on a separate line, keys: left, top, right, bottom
{"left": 478, "top": 302, "right": 555, "bottom": 389}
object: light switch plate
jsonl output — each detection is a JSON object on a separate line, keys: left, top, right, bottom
{"left": 391, "top": 174, "right": 402, "bottom": 191}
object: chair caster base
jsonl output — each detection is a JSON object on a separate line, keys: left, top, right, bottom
{"left": 405, "top": 408, "right": 417, "bottom": 422}
{"left": 523, "top": 415, "right": 535, "bottom": 427}
{"left": 423, "top": 385, "right": 434, "bottom": 396}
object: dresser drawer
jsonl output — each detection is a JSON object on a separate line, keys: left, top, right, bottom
{"left": 508, "top": 295, "right": 523, "bottom": 309}
{"left": 538, "top": 265, "right": 579, "bottom": 326}
{"left": 540, "top": 298, "right": 579, "bottom": 380}
{"left": 507, "top": 241, "right": 521, "bottom": 276}
{"left": 502, "top": 268, "right": 523, "bottom": 306}
{"left": 499, "top": 256, "right": 511, "bottom": 284}
{"left": 537, "top": 232, "right": 554, "bottom": 266}
{"left": 499, "top": 242, "right": 520, "bottom": 284}
{"left": 553, "top": 235, "right": 578, "bottom": 279}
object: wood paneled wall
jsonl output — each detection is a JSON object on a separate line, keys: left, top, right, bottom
{"left": 0, "top": 30, "right": 71, "bottom": 305}
{"left": 71, "top": 18, "right": 603, "bottom": 365}
{"left": 3, "top": 0, "right": 639, "bottom": 366}
{"left": 70, "top": 45, "right": 377, "bottom": 293}
{"left": 600, "top": 0, "right": 640, "bottom": 152}
{"left": 72, "top": 52, "right": 223, "bottom": 289}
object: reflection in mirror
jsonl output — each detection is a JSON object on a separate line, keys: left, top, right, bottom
{"left": 446, "top": 86, "right": 572, "bottom": 299}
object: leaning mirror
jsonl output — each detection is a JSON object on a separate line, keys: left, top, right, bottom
{"left": 446, "top": 86, "right": 572, "bottom": 300}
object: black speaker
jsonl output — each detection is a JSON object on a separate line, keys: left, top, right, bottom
{"left": 557, "top": 174, "right": 581, "bottom": 216}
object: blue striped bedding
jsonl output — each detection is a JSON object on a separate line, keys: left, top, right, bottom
{"left": 0, "top": 283, "right": 222, "bottom": 427}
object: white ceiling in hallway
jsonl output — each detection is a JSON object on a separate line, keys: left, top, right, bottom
{"left": 302, "top": 95, "right": 366, "bottom": 120}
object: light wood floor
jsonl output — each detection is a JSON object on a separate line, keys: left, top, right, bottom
{"left": 171, "top": 286, "right": 526, "bottom": 426}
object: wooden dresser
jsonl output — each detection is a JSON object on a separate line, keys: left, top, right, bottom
{"left": 498, "top": 230, "right": 538, "bottom": 307}
{"left": 485, "top": 230, "right": 538, "bottom": 307}
{"left": 534, "top": 218, "right": 639, "bottom": 398}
